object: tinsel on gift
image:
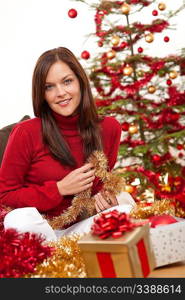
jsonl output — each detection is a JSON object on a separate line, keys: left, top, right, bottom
{"left": 74, "top": 0, "right": 185, "bottom": 213}
{"left": 0, "top": 229, "right": 53, "bottom": 278}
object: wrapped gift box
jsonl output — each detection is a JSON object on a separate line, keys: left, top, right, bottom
{"left": 150, "top": 219, "right": 185, "bottom": 267}
{"left": 78, "top": 223, "right": 155, "bottom": 278}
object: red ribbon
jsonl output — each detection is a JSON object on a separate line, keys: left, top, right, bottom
{"left": 136, "top": 239, "right": 150, "bottom": 277}
{"left": 96, "top": 238, "right": 150, "bottom": 278}
{"left": 91, "top": 209, "right": 147, "bottom": 239}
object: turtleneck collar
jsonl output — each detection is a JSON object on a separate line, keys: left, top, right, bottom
{"left": 52, "top": 111, "right": 80, "bottom": 136}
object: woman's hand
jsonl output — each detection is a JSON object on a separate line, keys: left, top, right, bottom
{"left": 57, "top": 163, "right": 95, "bottom": 196}
{"left": 94, "top": 190, "right": 118, "bottom": 213}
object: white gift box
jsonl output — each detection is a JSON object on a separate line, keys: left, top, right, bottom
{"left": 150, "top": 219, "right": 185, "bottom": 267}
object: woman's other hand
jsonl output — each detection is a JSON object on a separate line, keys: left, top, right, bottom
{"left": 57, "top": 163, "right": 95, "bottom": 196}
{"left": 94, "top": 190, "right": 118, "bottom": 213}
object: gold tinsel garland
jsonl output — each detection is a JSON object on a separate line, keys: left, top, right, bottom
{"left": 129, "top": 199, "right": 180, "bottom": 219}
{"left": 0, "top": 151, "right": 125, "bottom": 231}
{"left": 25, "top": 235, "right": 87, "bottom": 278}
{"left": 47, "top": 151, "right": 125, "bottom": 229}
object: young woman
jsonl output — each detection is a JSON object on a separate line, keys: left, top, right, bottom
{"left": 0, "top": 47, "right": 122, "bottom": 227}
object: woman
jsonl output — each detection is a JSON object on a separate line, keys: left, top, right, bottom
{"left": 0, "top": 47, "right": 122, "bottom": 227}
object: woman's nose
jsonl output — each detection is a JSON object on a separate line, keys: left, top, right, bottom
{"left": 56, "top": 85, "right": 67, "bottom": 97}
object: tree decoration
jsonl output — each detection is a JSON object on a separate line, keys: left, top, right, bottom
{"left": 107, "top": 49, "right": 116, "bottom": 59}
{"left": 77, "top": 0, "right": 185, "bottom": 214}
{"left": 152, "top": 10, "right": 158, "bottom": 16}
{"left": 145, "top": 33, "right": 154, "bottom": 43}
{"left": 124, "top": 184, "right": 135, "bottom": 194}
{"left": 120, "top": 3, "right": 131, "bottom": 15}
{"left": 158, "top": 3, "right": 166, "bottom": 11}
{"left": 166, "top": 79, "right": 172, "bottom": 86}
{"left": 128, "top": 124, "right": 139, "bottom": 134}
{"left": 111, "top": 35, "right": 120, "bottom": 46}
{"left": 148, "top": 85, "right": 156, "bottom": 94}
{"left": 137, "top": 47, "right": 143, "bottom": 53}
{"left": 169, "top": 70, "right": 178, "bottom": 79}
{"left": 164, "top": 36, "right": 170, "bottom": 42}
{"left": 123, "top": 64, "right": 133, "bottom": 76}
{"left": 81, "top": 50, "right": 90, "bottom": 59}
{"left": 68, "top": 8, "right": 77, "bottom": 18}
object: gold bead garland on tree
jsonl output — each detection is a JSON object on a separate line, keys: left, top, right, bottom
{"left": 47, "top": 151, "right": 126, "bottom": 229}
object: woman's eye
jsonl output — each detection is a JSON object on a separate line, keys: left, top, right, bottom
{"left": 64, "top": 78, "right": 72, "bottom": 85}
{"left": 45, "top": 85, "right": 53, "bottom": 90}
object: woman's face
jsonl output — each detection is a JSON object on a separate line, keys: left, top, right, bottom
{"left": 44, "top": 60, "right": 81, "bottom": 116}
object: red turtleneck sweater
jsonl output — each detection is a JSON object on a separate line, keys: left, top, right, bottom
{"left": 0, "top": 113, "right": 121, "bottom": 220}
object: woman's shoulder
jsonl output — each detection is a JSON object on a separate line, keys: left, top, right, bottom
{"left": 10, "top": 117, "right": 42, "bottom": 139}
{"left": 14, "top": 117, "right": 41, "bottom": 131}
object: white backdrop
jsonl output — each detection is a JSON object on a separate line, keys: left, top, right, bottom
{"left": 0, "top": 0, "right": 185, "bottom": 128}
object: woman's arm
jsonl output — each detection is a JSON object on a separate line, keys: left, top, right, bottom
{"left": 0, "top": 125, "right": 62, "bottom": 212}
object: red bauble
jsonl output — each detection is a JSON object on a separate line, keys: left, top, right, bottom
{"left": 120, "top": 41, "right": 128, "bottom": 48}
{"left": 152, "top": 10, "right": 158, "bottom": 16}
{"left": 137, "top": 47, "right": 143, "bottom": 53}
{"left": 81, "top": 50, "right": 90, "bottom": 60}
{"left": 177, "top": 144, "right": 184, "bottom": 150}
{"left": 122, "top": 122, "right": 130, "bottom": 131}
{"left": 166, "top": 79, "right": 172, "bottom": 86}
{"left": 98, "top": 41, "right": 103, "bottom": 47}
{"left": 164, "top": 36, "right": 170, "bottom": 42}
{"left": 149, "top": 214, "right": 177, "bottom": 228}
{"left": 68, "top": 9, "right": 77, "bottom": 18}
{"left": 152, "top": 154, "right": 161, "bottom": 162}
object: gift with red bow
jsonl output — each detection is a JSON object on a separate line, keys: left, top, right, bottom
{"left": 78, "top": 209, "right": 155, "bottom": 278}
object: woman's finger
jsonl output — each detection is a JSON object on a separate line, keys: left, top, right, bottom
{"left": 95, "top": 201, "right": 101, "bottom": 213}
{"left": 105, "top": 191, "right": 118, "bottom": 205}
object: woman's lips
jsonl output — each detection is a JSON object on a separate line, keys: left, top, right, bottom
{"left": 58, "top": 98, "right": 71, "bottom": 107}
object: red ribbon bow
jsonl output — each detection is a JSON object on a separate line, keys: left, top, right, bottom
{"left": 91, "top": 209, "right": 147, "bottom": 239}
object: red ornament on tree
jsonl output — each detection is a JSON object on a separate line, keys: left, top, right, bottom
{"left": 152, "top": 154, "right": 161, "bottom": 162}
{"left": 122, "top": 122, "right": 130, "bottom": 131}
{"left": 137, "top": 47, "right": 143, "bottom": 53}
{"left": 164, "top": 36, "right": 170, "bottom": 42}
{"left": 81, "top": 50, "right": 90, "bottom": 60}
{"left": 68, "top": 9, "right": 77, "bottom": 18}
{"left": 152, "top": 10, "right": 158, "bottom": 16}
{"left": 166, "top": 79, "right": 172, "bottom": 86}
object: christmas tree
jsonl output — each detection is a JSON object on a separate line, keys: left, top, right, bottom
{"left": 71, "top": 0, "right": 185, "bottom": 212}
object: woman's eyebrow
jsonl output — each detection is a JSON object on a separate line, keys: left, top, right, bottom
{"left": 45, "top": 74, "right": 73, "bottom": 84}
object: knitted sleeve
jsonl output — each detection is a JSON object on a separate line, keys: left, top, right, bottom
{"left": 0, "top": 125, "right": 63, "bottom": 212}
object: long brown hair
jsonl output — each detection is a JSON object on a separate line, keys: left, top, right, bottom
{"left": 32, "top": 47, "right": 103, "bottom": 166}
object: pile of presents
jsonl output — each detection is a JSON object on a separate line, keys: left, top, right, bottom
{"left": 1, "top": 199, "right": 185, "bottom": 278}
